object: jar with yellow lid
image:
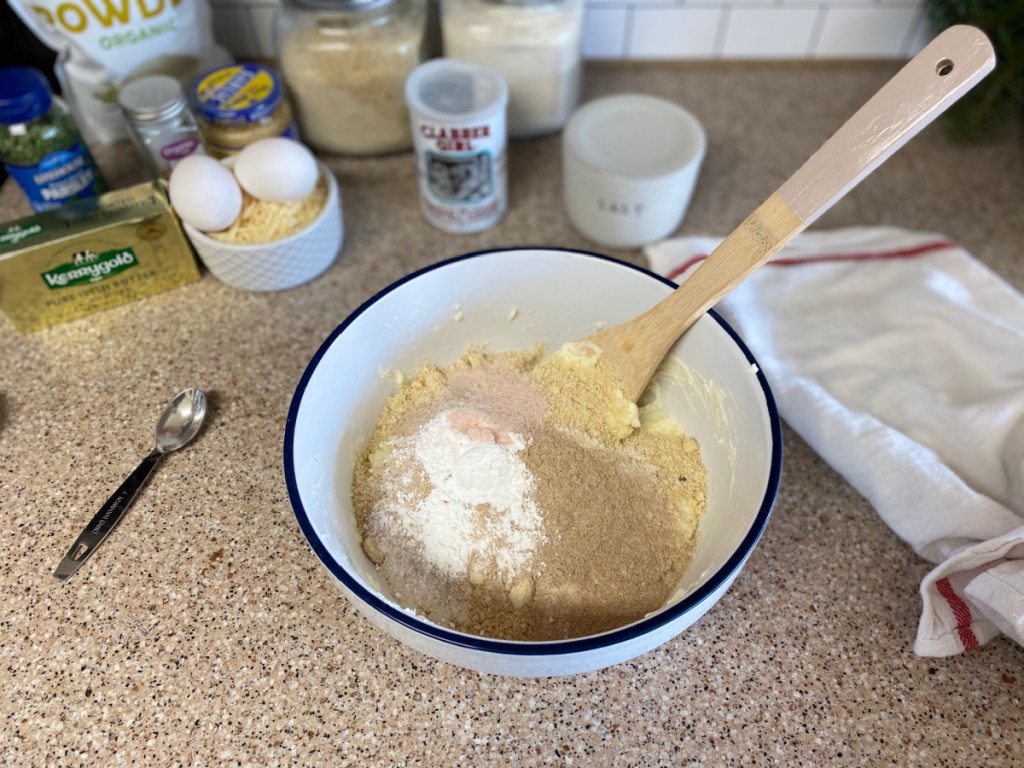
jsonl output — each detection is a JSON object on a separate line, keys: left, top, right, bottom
{"left": 276, "top": 0, "right": 427, "bottom": 155}
{"left": 191, "top": 63, "right": 298, "bottom": 157}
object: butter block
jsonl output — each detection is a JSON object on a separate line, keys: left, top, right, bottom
{"left": 0, "top": 182, "right": 200, "bottom": 333}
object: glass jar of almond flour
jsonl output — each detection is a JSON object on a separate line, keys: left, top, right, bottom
{"left": 441, "top": 0, "right": 583, "bottom": 138}
{"left": 276, "top": 0, "right": 427, "bottom": 155}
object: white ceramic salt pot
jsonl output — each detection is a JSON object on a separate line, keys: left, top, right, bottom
{"left": 563, "top": 94, "right": 707, "bottom": 249}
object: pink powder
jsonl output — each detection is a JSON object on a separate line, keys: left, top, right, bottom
{"left": 444, "top": 359, "right": 546, "bottom": 435}
{"left": 446, "top": 410, "right": 514, "bottom": 445}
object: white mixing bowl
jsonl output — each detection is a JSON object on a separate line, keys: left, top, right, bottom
{"left": 284, "top": 248, "right": 781, "bottom": 677}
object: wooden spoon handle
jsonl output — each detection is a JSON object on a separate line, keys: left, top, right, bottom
{"left": 591, "top": 25, "right": 995, "bottom": 402}
{"left": 777, "top": 24, "right": 995, "bottom": 224}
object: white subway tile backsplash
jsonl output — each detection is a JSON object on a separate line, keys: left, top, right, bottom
{"left": 721, "top": 7, "right": 821, "bottom": 59}
{"left": 582, "top": 7, "right": 629, "bottom": 59}
{"left": 905, "top": 12, "right": 933, "bottom": 56}
{"left": 211, "top": 0, "right": 931, "bottom": 64}
{"left": 815, "top": 6, "right": 922, "bottom": 58}
{"left": 629, "top": 8, "right": 723, "bottom": 60}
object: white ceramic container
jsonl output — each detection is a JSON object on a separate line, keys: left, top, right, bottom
{"left": 284, "top": 248, "right": 780, "bottom": 677}
{"left": 563, "top": 95, "right": 706, "bottom": 249}
{"left": 183, "top": 160, "right": 343, "bottom": 292}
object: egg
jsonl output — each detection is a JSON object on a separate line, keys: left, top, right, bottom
{"left": 168, "top": 155, "right": 242, "bottom": 232}
{"left": 233, "top": 138, "right": 319, "bottom": 203}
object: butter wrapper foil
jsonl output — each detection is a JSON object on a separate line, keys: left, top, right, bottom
{"left": 0, "top": 182, "right": 200, "bottom": 333}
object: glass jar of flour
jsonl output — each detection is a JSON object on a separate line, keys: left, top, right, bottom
{"left": 276, "top": 0, "right": 427, "bottom": 155}
{"left": 441, "top": 0, "right": 583, "bottom": 138}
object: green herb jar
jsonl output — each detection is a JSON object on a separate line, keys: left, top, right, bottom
{"left": 0, "top": 67, "right": 106, "bottom": 212}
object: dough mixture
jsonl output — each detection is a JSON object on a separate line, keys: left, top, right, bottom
{"left": 351, "top": 343, "right": 707, "bottom": 641}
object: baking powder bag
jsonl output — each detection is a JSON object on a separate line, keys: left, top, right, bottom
{"left": 9, "top": 0, "right": 231, "bottom": 144}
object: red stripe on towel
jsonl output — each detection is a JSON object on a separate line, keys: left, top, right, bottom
{"left": 664, "top": 239, "right": 956, "bottom": 282}
{"left": 935, "top": 577, "right": 980, "bottom": 651}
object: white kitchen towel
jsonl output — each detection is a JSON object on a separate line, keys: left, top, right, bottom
{"left": 645, "top": 227, "right": 1024, "bottom": 656}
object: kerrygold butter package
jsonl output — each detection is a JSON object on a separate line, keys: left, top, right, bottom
{"left": 0, "top": 181, "right": 200, "bottom": 332}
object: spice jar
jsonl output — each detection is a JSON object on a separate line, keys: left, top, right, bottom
{"left": 276, "top": 0, "right": 427, "bottom": 155}
{"left": 191, "top": 63, "right": 299, "bottom": 158}
{"left": 0, "top": 66, "right": 105, "bottom": 213}
{"left": 441, "top": 0, "right": 583, "bottom": 138}
{"left": 118, "top": 75, "right": 206, "bottom": 179}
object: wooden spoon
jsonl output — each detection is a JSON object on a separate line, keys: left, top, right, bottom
{"left": 585, "top": 25, "right": 996, "bottom": 403}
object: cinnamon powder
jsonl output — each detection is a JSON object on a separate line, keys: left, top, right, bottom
{"left": 350, "top": 346, "right": 707, "bottom": 641}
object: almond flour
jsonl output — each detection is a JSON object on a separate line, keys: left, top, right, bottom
{"left": 351, "top": 345, "right": 707, "bottom": 641}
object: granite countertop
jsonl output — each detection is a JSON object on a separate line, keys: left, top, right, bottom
{"left": 2, "top": 62, "right": 1022, "bottom": 766}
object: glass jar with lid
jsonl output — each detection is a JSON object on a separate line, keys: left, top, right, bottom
{"left": 0, "top": 66, "right": 106, "bottom": 212}
{"left": 276, "top": 0, "right": 427, "bottom": 155}
{"left": 441, "top": 0, "right": 583, "bottom": 138}
{"left": 191, "top": 63, "right": 299, "bottom": 158}
{"left": 118, "top": 75, "right": 206, "bottom": 178}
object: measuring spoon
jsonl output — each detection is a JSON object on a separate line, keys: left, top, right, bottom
{"left": 53, "top": 388, "right": 207, "bottom": 581}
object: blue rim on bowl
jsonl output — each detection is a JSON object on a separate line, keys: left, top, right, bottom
{"left": 284, "top": 247, "right": 782, "bottom": 655}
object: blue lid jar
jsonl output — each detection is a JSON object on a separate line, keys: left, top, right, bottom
{"left": 192, "top": 63, "right": 286, "bottom": 127}
{"left": 190, "top": 63, "right": 297, "bottom": 156}
{"left": 0, "top": 66, "right": 105, "bottom": 212}
{"left": 0, "top": 67, "right": 53, "bottom": 126}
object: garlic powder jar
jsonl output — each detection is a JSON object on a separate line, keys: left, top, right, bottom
{"left": 441, "top": 0, "right": 583, "bottom": 138}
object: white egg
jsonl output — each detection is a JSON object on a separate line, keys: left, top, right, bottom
{"left": 168, "top": 155, "right": 242, "bottom": 232}
{"left": 233, "top": 138, "right": 319, "bottom": 203}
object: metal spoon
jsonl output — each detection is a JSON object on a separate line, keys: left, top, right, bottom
{"left": 53, "top": 388, "right": 207, "bottom": 581}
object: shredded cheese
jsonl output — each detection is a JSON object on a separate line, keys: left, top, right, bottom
{"left": 209, "top": 176, "right": 328, "bottom": 244}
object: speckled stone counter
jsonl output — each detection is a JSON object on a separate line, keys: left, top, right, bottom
{"left": 2, "top": 62, "right": 1022, "bottom": 766}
